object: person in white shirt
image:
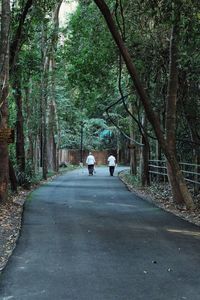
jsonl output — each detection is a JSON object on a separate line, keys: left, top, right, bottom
{"left": 86, "top": 152, "right": 96, "bottom": 175}
{"left": 107, "top": 154, "right": 116, "bottom": 176}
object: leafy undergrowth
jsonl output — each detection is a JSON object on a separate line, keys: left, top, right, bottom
{"left": 16, "top": 165, "right": 77, "bottom": 189}
{"left": 0, "top": 165, "right": 77, "bottom": 272}
{"left": 119, "top": 170, "right": 200, "bottom": 227}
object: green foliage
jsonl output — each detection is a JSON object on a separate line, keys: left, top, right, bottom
{"left": 58, "top": 1, "right": 118, "bottom": 116}
{"left": 120, "top": 170, "right": 141, "bottom": 187}
{"left": 7, "top": 0, "right": 200, "bottom": 188}
{"left": 16, "top": 162, "right": 33, "bottom": 188}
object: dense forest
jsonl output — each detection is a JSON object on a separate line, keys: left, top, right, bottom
{"left": 0, "top": 0, "right": 199, "bottom": 209}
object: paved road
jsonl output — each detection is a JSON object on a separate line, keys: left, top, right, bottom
{"left": 0, "top": 167, "right": 200, "bottom": 300}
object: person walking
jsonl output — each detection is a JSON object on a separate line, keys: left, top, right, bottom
{"left": 86, "top": 152, "right": 96, "bottom": 175}
{"left": 107, "top": 154, "right": 116, "bottom": 176}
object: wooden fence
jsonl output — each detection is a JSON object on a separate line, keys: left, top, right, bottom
{"left": 149, "top": 160, "right": 200, "bottom": 192}
{"left": 59, "top": 149, "right": 118, "bottom": 166}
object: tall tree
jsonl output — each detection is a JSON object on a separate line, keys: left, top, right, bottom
{"left": 93, "top": 0, "right": 194, "bottom": 209}
{"left": 47, "top": 0, "right": 63, "bottom": 172}
{"left": 13, "top": 65, "right": 25, "bottom": 174}
{"left": 40, "top": 23, "right": 49, "bottom": 180}
{"left": 10, "top": 0, "right": 34, "bottom": 70}
{"left": 0, "top": 0, "right": 10, "bottom": 203}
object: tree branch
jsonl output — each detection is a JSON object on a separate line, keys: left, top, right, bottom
{"left": 93, "top": 0, "right": 167, "bottom": 152}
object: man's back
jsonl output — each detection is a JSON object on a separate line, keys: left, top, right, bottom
{"left": 86, "top": 155, "right": 95, "bottom": 165}
{"left": 108, "top": 155, "right": 116, "bottom": 166}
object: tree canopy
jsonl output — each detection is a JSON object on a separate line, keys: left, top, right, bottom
{"left": 0, "top": 0, "right": 199, "bottom": 208}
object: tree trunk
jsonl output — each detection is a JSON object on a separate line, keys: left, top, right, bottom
{"left": 13, "top": 66, "right": 25, "bottom": 173}
{"left": 48, "top": 1, "right": 63, "bottom": 172}
{"left": 40, "top": 21, "right": 50, "bottom": 180}
{"left": 141, "top": 115, "right": 150, "bottom": 186}
{"left": 0, "top": 0, "right": 10, "bottom": 203}
{"left": 24, "top": 85, "right": 33, "bottom": 162}
{"left": 0, "top": 89, "right": 9, "bottom": 203}
{"left": 41, "top": 68, "right": 48, "bottom": 180}
{"left": 93, "top": 0, "right": 194, "bottom": 209}
{"left": 48, "top": 99, "right": 57, "bottom": 171}
{"left": 10, "top": 0, "right": 34, "bottom": 70}
{"left": 165, "top": 24, "right": 184, "bottom": 204}
{"left": 48, "top": 55, "right": 58, "bottom": 172}
{"left": 9, "top": 159, "right": 18, "bottom": 192}
{"left": 129, "top": 103, "right": 137, "bottom": 175}
{"left": 141, "top": 136, "right": 150, "bottom": 186}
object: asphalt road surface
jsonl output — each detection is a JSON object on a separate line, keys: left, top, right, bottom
{"left": 0, "top": 167, "right": 200, "bottom": 300}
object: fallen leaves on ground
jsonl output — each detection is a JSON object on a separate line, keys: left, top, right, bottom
{"left": 119, "top": 171, "right": 200, "bottom": 227}
{"left": 0, "top": 191, "right": 28, "bottom": 271}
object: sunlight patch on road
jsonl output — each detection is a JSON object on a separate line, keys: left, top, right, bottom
{"left": 18, "top": 266, "right": 26, "bottom": 270}
{"left": 106, "top": 202, "right": 136, "bottom": 208}
{"left": 127, "top": 224, "right": 157, "bottom": 232}
{"left": 77, "top": 200, "right": 94, "bottom": 204}
{"left": 167, "top": 228, "right": 200, "bottom": 238}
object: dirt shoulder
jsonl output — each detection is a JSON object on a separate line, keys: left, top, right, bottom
{"left": 119, "top": 170, "right": 200, "bottom": 227}
{"left": 0, "top": 191, "right": 27, "bottom": 272}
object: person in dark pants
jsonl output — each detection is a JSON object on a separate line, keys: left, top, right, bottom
{"left": 107, "top": 154, "right": 116, "bottom": 176}
{"left": 86, "top": 152, "right": 96, "bottom": 175}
